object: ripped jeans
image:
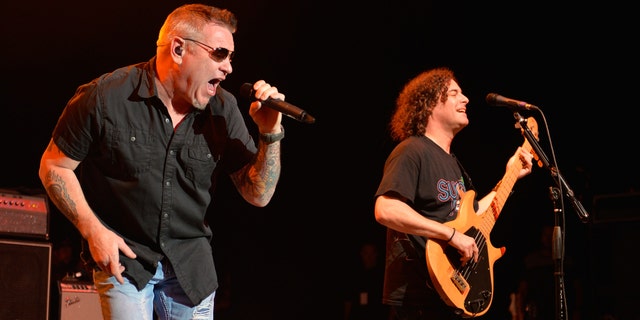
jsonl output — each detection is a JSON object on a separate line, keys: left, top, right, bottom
{"left": 93, "top": 259, "right": 215, "bottom": 320}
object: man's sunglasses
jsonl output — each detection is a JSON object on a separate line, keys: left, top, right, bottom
{"left": 183, "top": 38, "right": 234, "bottom": 62}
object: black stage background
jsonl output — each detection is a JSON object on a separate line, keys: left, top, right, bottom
{"left": 2, "top": 1, "right": 638, "bottom": 319}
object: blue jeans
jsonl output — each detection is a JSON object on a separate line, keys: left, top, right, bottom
{"left": 93, "top": 259, "right": 215, "bottom": 320}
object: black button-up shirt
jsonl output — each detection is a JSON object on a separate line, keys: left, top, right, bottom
{"left": 51, "top": 56, "right": 257, "bottom": 304}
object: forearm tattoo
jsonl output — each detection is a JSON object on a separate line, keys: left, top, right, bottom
{"left": 237, "top": 140, "right": 281, "bottom": 201}
{"left": 44, "top": 170, "right": 79, "bottom": 225}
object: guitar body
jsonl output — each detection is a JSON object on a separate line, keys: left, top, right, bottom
{"left": 425, "top": 190, "right": 504, "bottom": 317}
{"left": 425, "top": 116, "right": 540, "bottom": 318}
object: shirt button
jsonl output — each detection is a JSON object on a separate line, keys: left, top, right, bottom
{"left": 130, "top": 136, "right": 136, "bottom": 142}
{"left": 165, "top": 181, "right": 170, "bottom": 186}
{"left": 165, "top": 118, "right": 170, "bottom": 124}
{"left": 163, "top": 213, "right": 169, "bottom": 218}
{"left": 169, "top": 150, "right": 175, "bottom": 156}
{"left": 160, "top": 242, "right": 165, "bottom": 248}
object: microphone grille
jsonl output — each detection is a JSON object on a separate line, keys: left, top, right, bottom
{"left": 485, "top": 93, "right": 498, "bottom": 104}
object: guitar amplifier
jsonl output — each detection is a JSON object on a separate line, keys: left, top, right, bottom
{"left": 0, "top": 239, "right": 51, "bottom": 320}
{"left": 592, "top": 191, "right": 640, "bottom": 223}
{"left": 59, "top": 280, "right": 102, "bottom": 320}
{"left": 0, "top": 192, "right": 49, "bottom": 240}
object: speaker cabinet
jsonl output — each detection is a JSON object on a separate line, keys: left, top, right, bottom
{"left": 0, "top": 239, "right": 51, "bottom": 320}
{"left": 587, "top": 192, "right": 640, "bottom": 319}
{"left": 59, "top": 280, "right": 102, "bottom": 320}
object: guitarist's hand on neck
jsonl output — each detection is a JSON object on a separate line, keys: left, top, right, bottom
{"left": 510, "top": 146, "right": 535, "bottom": 179}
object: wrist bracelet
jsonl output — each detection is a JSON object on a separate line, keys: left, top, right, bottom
{"left": 447, "top": 228, "right": 456, "bottom": 242}
{"left": 259, "top": 125, "right": 285, "bottom": 144}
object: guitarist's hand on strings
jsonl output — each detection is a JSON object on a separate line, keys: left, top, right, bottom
{"left": 447, "top": 227, "right": 479, "bottom": 265}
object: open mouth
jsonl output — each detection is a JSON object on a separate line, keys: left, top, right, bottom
{"left": 207, "top": 80, "right": 219, "bottom": 96}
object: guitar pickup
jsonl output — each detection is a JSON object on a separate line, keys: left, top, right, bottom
{"left": 450, "top": 271, "right": 469, "bottom": 293}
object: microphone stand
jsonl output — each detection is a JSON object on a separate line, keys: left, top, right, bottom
{"left": 512, "top": 112, "right": 590, "bottom": 320}
{"left": 549, "top": 186, "right": 566, "bottom": 320}
{"left": 512, "top": 112, "right": 589, "bottom": 223}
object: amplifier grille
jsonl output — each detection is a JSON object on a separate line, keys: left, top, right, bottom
{"left": 0, "top": 192, "right": 49, "bottom": 239}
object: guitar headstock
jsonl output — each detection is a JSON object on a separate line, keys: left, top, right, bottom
{"left": 516, "top": 117, "right": 542, "bottom": 167}
{"left": 523, "top": 117, "right": 539, "bottom": 141}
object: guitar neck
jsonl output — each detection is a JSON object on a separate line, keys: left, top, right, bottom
{"left": 491, "top": 137, "right": 533, "bottom": 218}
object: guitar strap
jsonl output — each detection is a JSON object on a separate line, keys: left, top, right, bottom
{"left": 452, "top": 153, "right": 481, "bottom": 214}
{"left": 452, "top": 153, "right": 475, "bottom": 191}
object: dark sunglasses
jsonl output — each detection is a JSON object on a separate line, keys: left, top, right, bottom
{"left": 183, "top": 38, "right": 234, "bottom": 62}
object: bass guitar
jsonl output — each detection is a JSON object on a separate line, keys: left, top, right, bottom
{"left": 425, "top": 117, "right": 540, "bottom": 317}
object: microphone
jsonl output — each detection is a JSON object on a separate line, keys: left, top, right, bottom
{"left": 239, "top": 83, "right": 315, "bottom": 124}
{"left": 485, "top": 93, "right": 539, "bottom": 111}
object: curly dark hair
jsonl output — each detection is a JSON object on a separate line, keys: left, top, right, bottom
{"left": 389, "top": 67, "right": 457, "bottom": 142}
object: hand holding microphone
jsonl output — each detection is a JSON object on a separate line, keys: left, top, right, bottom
{"left": 239, "top": 83, "right": 315, "bottom": 124}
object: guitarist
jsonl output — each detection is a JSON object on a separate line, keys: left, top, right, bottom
{"left": 374, "top": 67, "right": 534, "bottom": 319}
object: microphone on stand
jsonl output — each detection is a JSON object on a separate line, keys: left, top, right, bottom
{"left": 486, "top": 93, "right": 539, "bottom": 111}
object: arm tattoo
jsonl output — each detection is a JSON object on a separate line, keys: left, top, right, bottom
{"left": 235, "top": 140, "right": 281, "bottom": 203}
{"left": 44, "top": 170, "right": 79, "bottom": 225}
